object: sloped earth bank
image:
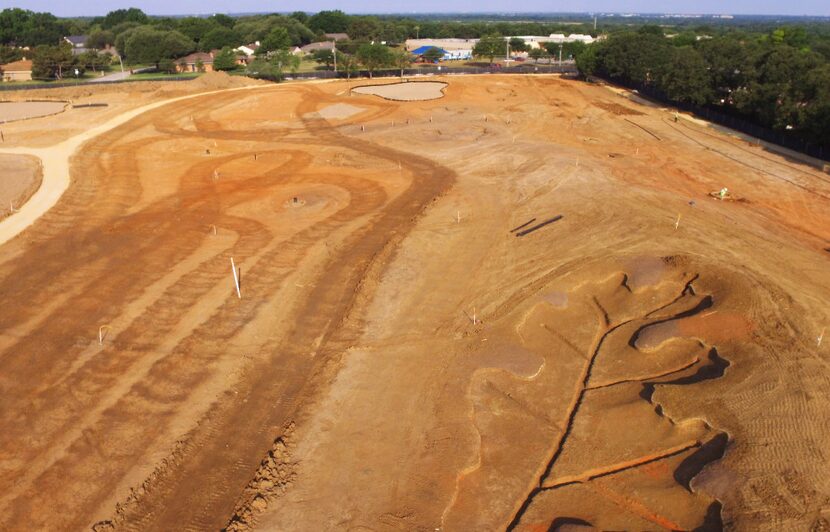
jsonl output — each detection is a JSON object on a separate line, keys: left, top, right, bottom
{"left": 0, "top": 75, "right": 827, "bottom": 531}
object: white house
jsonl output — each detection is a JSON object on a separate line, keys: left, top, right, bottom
{"left": 235, "top": 42, "right": 260, "bottom": 57}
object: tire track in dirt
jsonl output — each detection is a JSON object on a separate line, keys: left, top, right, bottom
{"left": 63, "top": 86, "right": 458, "bottom": 531}
{"left": 0, "top": 88, "right": 412, "bottom": 524}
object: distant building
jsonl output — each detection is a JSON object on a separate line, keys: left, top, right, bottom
{"left": 300, "top": 41, "right": 335, "bottom": 54}
{"left": 63, "top": 35, "right": 88, "bottom": 48}
{"left": 405, "top": 39, "right": 477, "bottom": 52}
{"left": 323, "top": 33, "right": 349, "bottom": 41}
{"left": 235, "top": 42, "right": 260, "bottom": 58}
{"left": 410, "top": 46, "right": 472, "bottom": 62}
{"left": 0, "top": 59, "right": 33, "bottom": 82}
{"left": 544, "top": 33, "right": 596, "bottom": 44}
{"left": 175, "top": 52, "right": 215, "bottom": 73}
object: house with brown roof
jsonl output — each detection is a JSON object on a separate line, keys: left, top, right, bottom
{"left": 1, "top": 59, "right": 32, "bottom": 82}
{"left": 175, "top": 52, "right": 215, "bottom": 73}
{"left": 300, "top": 41, "right": 335, "bottom": 54}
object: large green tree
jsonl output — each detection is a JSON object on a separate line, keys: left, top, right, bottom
{"left": 392, "top": 48, "right": 412, "bottom": 76}
{"left": 213, "top": 47, "right": 239, "bottom": 71}
{"left": 356, "top": 42, "right": 392, "bottom": 77}
{"left": 659, "top": 47, "right": 712, "bottom": 105}
{"left": 123, "top": 27, "right": 195, "bottom": 66}
{"left": 31, "top": 44, "right": 76, "bottom": 79}
{"left": 102, "top": 8, "right": 148, "bottom": 29}
{"left": 473, "top": 33, "right": 505, "bottom": 65}
{"left": 201, "top": 27, "right": 241, "bottom": 51}
{"left": 259, "top": 27, "right": 291, "bottom": 54}
{"left": 308, "top": 10, "right": 349, "bottom": 33}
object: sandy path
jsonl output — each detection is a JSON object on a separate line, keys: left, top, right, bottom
{"left": 0, "top": 84, "right": 268, "bottom": 247}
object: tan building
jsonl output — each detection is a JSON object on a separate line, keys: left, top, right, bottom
{"left": 175, "top": 52, "right": 215, "bottom": 73}
{"left": 1, "top": 59, "right": 33, "bottom": 82}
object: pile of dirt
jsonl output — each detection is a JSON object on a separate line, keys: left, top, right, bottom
{"left": 190, "top": 71, "right": 266, "bottom": 90}
{"left": 153, "top": 71, "right": 266, "bottom": 99}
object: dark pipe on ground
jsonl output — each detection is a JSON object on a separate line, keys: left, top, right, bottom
{"left": 510, "top": 218, "right": 537, "bottom": 233}
{"left": 515, "top": 215, "right": 563, "bottom": 237}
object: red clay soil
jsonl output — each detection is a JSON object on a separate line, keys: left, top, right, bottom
{"left": 0, "top": 75, "right": 828, "bottom": 532}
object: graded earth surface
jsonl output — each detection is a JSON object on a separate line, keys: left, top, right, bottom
{"left": 0, "top": 72, "right": 828, "bottom": 531}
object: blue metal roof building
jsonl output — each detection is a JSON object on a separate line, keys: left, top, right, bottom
{"left": 410, "top": 46, "right": 447, "bottom": 56}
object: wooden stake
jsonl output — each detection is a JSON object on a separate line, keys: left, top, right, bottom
{"left": 457, "top": 211, "right": 460, "bottom": 224}
{"left": 98, "top": 325, "right": 110, "bottom": 345}
{"left": 819, "top": 328, "right": 825, "bottom": 348}
{"left": 231, "top": 257, "right": 241, "bottom": 299}
{"left": 675, "top": 213, "right": 681, "bottom": 230}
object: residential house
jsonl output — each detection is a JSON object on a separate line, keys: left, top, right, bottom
{"left": 64, "top": 35, "right": 88, "bottom": 48}
{"left": 323, "top": 33, "right": 349, "bottom": 41}
{"left": 63, "top": 35, "right": 91, "bottom": 56}
{"left": 235, "top": 42, "right": 260, "bottom": 57}
{"left": 0, "top": 59, "right": 33, "bottom": 81}
{"left": 176, "top": 52, "right": 215, "bottom": 73}
{"left": 300, "top": 41, "right": 335, "bottom": 54}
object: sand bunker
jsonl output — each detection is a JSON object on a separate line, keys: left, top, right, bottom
{"left": 352, "top": 81, "right": 447, "bottom": 101}
{"left": 0, "top": 153, "right": 41, "bottom": 218}
{"left": 311, "top": 103, "right": 365, "bottom": 120}
{"left": 0, "top": 101, "right": 67, "bottom": 122}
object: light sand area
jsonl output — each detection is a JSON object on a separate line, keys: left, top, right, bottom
{"left": 352, "top": 81, "right": 448, "bottom": 101}
{"left": 0, "top": 153, "right": 41, "bottom": 219}
{"left": 0, "top": 101, "right": 67, "bottom": 122}
{"left": 308, "top": 103, "right": 366, "bottom": 120}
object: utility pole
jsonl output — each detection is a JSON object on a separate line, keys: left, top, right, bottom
{"left": 333, "top": 41, "right": 337, "bottom": 73}
{"left": 506, "top": 39, "right": 510, "bottom": 63}
{"left": 559, "top": 43, "right": 563, "bottom": 66}
{"left": 594, "top": 16, "right": 598, "bottom": 31}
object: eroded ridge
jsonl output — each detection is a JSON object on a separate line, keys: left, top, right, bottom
{"left": 443, "top": 258, "right": 733, "bottom": 531}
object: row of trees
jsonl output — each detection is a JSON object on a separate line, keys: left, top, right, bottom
{"left": 248, "top": 42, "right": 413, "bottom": 80}
{"left": 576, "top": 27, "right": 830, "bottom": 147}
{"left": 27, "top": 44, "right": 111, "bottom": 79}
{"left": 0, "top": 7, "right": 604, "bottom": 53}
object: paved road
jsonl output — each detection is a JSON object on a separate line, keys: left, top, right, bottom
{"left": 88, "top": 70, "right": 132, "bottom": 83}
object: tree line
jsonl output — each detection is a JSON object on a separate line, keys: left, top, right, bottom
{"left": 576, "top": 25, "right": 830, "bottom": 149}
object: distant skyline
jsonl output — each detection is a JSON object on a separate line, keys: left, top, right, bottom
{"left": 1, "top": 0, "right": 828, "bottom": 17}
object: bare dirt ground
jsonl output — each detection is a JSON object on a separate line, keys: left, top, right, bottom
{"left": 0, "top": 74, "right": 828, "bottom": 532}
{"left": 0, "top": 153, "right": 41, "bottom": 218}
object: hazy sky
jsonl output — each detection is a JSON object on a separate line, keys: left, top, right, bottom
{"left": 1, "top": 0, "right": 827, "bottom": 17}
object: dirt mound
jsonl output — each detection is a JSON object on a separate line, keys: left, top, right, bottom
{"left": 152, "top": 71, "right": 266, "bottom": 99}
{"left": 191, "top": 71, "right": 264, "bottom": 90}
